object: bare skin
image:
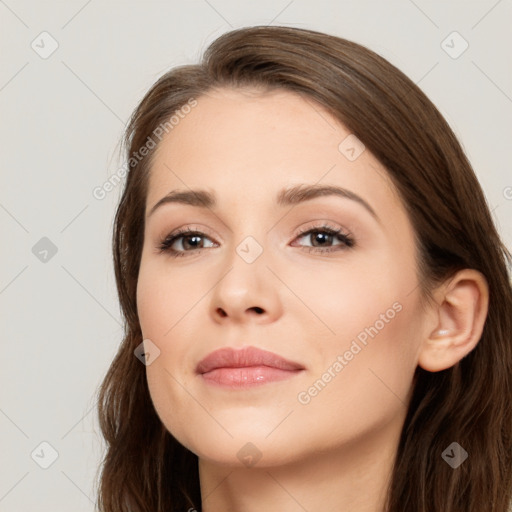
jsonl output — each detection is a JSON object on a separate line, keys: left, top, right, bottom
{"left": 136, "top": 87, "right": 489, "bottom": 512}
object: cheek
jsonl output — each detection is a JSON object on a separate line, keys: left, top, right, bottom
{"left": 293, "top": 295, "right": 421, "bottom": 447}
{"left": 136, "top": 259, "right": 206, "bottom": 340}
{"left": 136, "top": 259, "right": 212, "bottom": 442}
{"left": 291, "top": 248, "right": 421, "bottom": 404}
{"left": 289, "top": 247, "right": 417, "bottom": 350}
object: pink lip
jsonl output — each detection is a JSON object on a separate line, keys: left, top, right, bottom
{"left": 196, "top": 346, "right": 304, "bottom": 388}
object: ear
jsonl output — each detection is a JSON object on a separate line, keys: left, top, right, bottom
{"left": 418, "top": 269, "right": 489, "bottom": 372}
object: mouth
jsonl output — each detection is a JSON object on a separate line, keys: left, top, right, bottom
{"left": 196, "top": 346, "right": 305, "bottom": 388}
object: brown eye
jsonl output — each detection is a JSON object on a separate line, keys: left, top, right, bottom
{"left": 293, "top": 225, "right": 354, "bottom": 254}
{"left": 158, "top": 228, "right": 217, "bottom": 257}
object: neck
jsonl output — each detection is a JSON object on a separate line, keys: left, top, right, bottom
{"left": 198, "top": 413, "right": 403, "bottom": 512}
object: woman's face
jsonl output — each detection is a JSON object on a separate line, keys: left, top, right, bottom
{"left": 137, "top": 87, "right": 427, "bottom": 467}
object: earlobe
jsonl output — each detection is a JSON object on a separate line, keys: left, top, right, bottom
{"left": 417, "top": 269, "right": 489, "bottom": 373}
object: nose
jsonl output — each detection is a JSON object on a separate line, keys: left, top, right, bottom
{"left": 215, "top": 304, "right": 265, "bottom": 318}
{"left": 209, "top": 246, "right": 283, "bottom": 325}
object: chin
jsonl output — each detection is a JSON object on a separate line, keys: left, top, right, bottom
{"left": 171, "top": 423, "right": 304, "bottom": 469}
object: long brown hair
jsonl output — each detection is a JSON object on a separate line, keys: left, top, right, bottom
{"left": 95, "top": 25, "right": 512, "bottom": 511}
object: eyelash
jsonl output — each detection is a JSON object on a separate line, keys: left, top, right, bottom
{"left": 157, "top": 223, "right": 355, "bottom": 258}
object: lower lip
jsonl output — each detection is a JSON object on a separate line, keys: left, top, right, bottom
{"left": 200, "top": 366, "right": 303, "bottom": 388}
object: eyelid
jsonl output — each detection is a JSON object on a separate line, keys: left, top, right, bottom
{"left": 161, "top": 224, "right": 219, "bottom": 242}
{"left": 157, "top": 220, "right": 355, "bottom": 257}
{"left": 156, "top": 224, "right": 220, "bottom": 256}
{"left": 291, "top": 221, "right": 355, "bottom": 249}
{"left": 294, "top": 220, "right": 351, "bottom": 237}
{"left": 160, "top": 220, "right": 350, "bottom": 244}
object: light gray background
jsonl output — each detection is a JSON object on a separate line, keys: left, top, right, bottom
{"left": 1, "top": 1, "right": 511, "bottom": 510}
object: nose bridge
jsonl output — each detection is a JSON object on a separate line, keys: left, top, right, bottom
{"left": 234, "top": 233, "right": 266, "bottom": 266}
{"left": 223, "top": 230, "right": 268, "bottom": 294}
{"left": 226, "top": 207, "right": 271, "bottom": 266}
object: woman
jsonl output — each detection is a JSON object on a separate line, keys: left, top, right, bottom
{"left": 95, "top": 25, "right": 512, "bottom": 512}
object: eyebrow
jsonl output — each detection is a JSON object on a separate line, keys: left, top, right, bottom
{"left": 147, "top": 184, "right": 379, "bottom": 222}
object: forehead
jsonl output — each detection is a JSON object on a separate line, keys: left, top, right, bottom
{"left": 145, "top": 87, "right": 401, "bottom": 216}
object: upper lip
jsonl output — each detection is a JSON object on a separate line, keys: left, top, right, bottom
{"left": 196, "top": 346, "right": 304, "bottom": 374}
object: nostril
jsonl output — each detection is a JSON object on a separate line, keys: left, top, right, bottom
{"left": 251, "top": 307, "right": 264, "bottom": 314}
